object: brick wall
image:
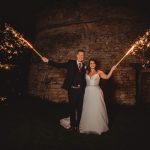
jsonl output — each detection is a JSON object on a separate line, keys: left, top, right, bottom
{"left": 28, "top": 0, "right": 150, "bottom": 104}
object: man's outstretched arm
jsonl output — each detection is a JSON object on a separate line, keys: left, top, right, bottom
{"left": 41, "top": 56, "right": 68, "bottom": 68}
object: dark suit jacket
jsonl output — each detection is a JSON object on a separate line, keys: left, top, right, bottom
{"left": 48, "top": 60, "right": 86, "bottom": 90}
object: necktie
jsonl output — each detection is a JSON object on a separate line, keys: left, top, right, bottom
{"left": 78, "top": 62, "right": 82, "bottom": 71}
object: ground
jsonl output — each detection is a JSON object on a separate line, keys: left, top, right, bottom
{"left": 0, "top": 95, "right": 150, "bottom": 150}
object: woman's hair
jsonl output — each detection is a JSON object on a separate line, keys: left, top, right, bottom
{"left": 87, "top": 58, "right": 99, "bottom": 73}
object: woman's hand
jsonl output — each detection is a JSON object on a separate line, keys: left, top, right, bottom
{"left": 111, "top": 65, "right": 117, "bottom": 71}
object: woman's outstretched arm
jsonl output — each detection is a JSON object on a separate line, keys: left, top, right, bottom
{"left": 98, "top": 65, "right": 116, "bottom": 79}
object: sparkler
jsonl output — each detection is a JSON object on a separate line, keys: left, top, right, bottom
{"left": 115, "top": 45, "right": 135, "bottom": 67}
{"left": 4, "top": 24, "right": 43, "bottom": 59}
{"left": 115, "top": 30, "right": 150, "bottom": 68}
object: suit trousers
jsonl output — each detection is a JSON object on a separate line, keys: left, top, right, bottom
{"left": 68, "top": 88, "right": 85, "bottom": 127}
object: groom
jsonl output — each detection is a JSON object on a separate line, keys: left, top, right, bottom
{"left": 42, "top": 50, "right": 86, "bottom": 132}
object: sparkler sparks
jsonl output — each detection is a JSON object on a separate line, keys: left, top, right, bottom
{"left": 0, "top": 96, "right": 7, "bottom": 102}
{"left": 0, "top": 64, "right": 15, "bottom": 70}
{"left": 0, "top": 23, "right": 43, "bottom": 65}
{"left": 4, "top": 24, "right": 33, "bottom": 49}
{"left": 115, "top": 30, "right": 150, "bottom": 68}
{"left": 0, "top": 24, "right": 23, "bottom": 63}
{"left": 4, "top": 24, "right": 43, "bottom": 58}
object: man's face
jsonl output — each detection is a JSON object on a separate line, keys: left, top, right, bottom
{"left": 76, "top": 52, "right": 84, "bottom": 62}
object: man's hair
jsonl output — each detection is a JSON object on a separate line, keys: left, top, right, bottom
{"left": 77, "top": 49, "right": 85, "bottom": 54}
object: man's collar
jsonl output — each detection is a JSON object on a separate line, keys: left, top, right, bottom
{"left": 77, "top": 60, "right": 83, "bottom": 64}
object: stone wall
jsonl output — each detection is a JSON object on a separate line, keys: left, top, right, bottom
{"left": 28, "top": 0, "right": 150, "bottom": 104}
{"left": 140, "top": 70, "right": 150, "bottom": 103}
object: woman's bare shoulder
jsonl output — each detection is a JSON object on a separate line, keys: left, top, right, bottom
{"left": 97, "top": 70, "right": 103, "bottom": 74}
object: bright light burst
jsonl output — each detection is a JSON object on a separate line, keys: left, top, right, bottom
{"left": 0, "top": 24, "right": 23, "bottom": 63}
{"left": 3, "top": 23, "right": 42, "bottom": 58}
{"left": 115, "top": 29, "right": 150, "bottom": 69}
{"left": 0, "top": 23, "right": 42, "bottom": 65}
{"left": 4, "top": 24, "right": 34, "bottom": 49}
{"left": 0, "top": 64, "right": 15, "bottom": 70}
{"left": 0, "top": 96, "right": 7, "bottom": 102}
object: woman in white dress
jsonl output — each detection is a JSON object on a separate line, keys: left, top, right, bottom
{"left": 79, "top": 59, "right": 116, "bottom": 135}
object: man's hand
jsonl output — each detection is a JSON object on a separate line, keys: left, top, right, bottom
{"left": 41, "top": 57, "right": 49, "bottom": 63}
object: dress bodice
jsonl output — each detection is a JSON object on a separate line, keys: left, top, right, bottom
{"left": 86, "top": 73, "right": 100, "bottom": 86}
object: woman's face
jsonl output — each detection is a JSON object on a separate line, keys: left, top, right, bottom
{"left": 90, "top": 60, "right": 96, "bottom": 69}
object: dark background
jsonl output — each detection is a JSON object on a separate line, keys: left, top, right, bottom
{"left": 0, "top": 0, "right": 49, "bottom": 41}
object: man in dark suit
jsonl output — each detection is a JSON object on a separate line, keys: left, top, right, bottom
{"left": 42, "top": 50, "right": 86, "bottom": 132}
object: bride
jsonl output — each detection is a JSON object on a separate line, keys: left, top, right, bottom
{"left": 79, "top": 58, "right": 116, "bottom": 135}
{"left": 60, "top": 59, "right": 116, "bottom": 135}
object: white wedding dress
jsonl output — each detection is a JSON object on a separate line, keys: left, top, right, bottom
{"left": 79, "top": 73, "right": 109, "bottom": 135}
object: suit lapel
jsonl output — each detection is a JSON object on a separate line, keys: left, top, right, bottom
{"left": 74, "top": 60, "right": 79, "bottom": 71}
{"left": 81, "top": 63, "right": 86, "bottom": 72}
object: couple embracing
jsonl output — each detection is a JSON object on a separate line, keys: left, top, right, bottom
{"left": 42, "top": 49, "right": 116, "bottom": 135}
